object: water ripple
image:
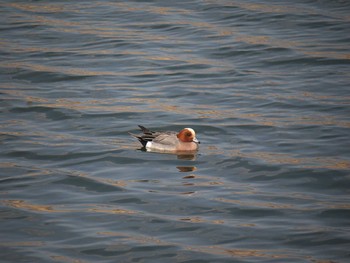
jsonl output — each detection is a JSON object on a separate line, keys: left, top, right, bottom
{"left": 1, "top": 0, "right": 350, "bottom": 262}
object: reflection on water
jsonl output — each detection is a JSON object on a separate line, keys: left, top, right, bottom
{"left": 177, "top": 166, "right": 197, "bottom": 172}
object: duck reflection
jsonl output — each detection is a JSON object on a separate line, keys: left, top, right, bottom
{"left": 176, "top": 153, "right": 197, "bottom": 161}
{"left": 176, "top": 166, "right": 197, "bottom": 172}
{"left": 137, "top": 148, "right": 198, "bottom": 173}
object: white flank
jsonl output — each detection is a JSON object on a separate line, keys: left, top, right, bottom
{"left": 146, "top": 141, "right": 153, "bottom": 149}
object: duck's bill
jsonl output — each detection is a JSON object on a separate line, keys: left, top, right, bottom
{"left": 193, "top": 138, "right": 200, "bottom": 144}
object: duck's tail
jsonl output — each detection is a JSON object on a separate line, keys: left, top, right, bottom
{"left": 129, "top": 125, "right": 152, "bottom": 148}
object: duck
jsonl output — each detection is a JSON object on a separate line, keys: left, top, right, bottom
{"left": 130, "top": 125, "right": 200, "bottom": 152}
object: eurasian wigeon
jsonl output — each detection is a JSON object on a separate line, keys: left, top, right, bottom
{"left": 130, "top": 125, "right": 200, "bottom": 152}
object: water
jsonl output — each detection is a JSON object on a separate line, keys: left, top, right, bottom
{"left": 1, "top": 0, "right": 350, "bottom": 262}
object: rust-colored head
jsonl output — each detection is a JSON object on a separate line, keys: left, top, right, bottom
{"left": 177, "top": 128, "right": 200, "bottom": 143}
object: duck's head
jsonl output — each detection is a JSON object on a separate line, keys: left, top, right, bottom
{"left": 177, "top": 128, "right": 200, "bottom": 144}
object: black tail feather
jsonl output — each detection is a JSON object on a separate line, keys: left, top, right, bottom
{"left": 129, "top": 125, "right": 157, "bottom": 148}
{"left": 137, "top": 137, "right": 148, "bottom": 148}
{"left": 129, "top": 132, "right": 148, "bottom": 148}
{"left": 138, "top": 125, "right": 153, "bottom": 134}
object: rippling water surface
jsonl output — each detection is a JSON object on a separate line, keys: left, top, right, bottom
{"left": 1, "top": 1, "right": 350, "bottom": 262}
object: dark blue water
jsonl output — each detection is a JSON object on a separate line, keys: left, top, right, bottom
{"left": 1, "top": 1, "right": 350, "bottom": 262}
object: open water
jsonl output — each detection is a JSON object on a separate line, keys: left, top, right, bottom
{"left": 1, "top": 1, "right": 350, "bottom": 262}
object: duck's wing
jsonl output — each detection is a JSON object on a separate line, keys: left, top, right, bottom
{"left": 151, "top": 132, "right": 178, "bottom": 146}
{"left": 137, "top": 125, "right": 158, "bottom": 141}
{"left": 130, "top": 125, "right": 175, "bottom": 147}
